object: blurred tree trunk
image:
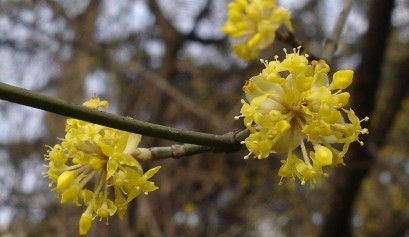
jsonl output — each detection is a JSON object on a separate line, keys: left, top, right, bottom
{"left": 145, "top": 0, "right": 184, "bottom": 128}
{"left": 45, "top": 0, "right": 100, "bottom": 140}
{"left": 320, "top": 0, "right": 395, "bottom": 236}
{"left": 378, "top": 56, "right": 409, "bottom": 237}
{"left": 371, "top": 58, "right": 409, "bottom": 148}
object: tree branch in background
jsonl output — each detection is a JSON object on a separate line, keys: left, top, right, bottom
{"left": 320, "top": 0, "right": 395, "bottom": 236}
{"left": 371, "top": 59, "right": 409, "bottom": 148}
{"left": 147, "top": 0, "right": 179, "bottom": 39}
{"left": 116, "top": 62, "right": 229, "bottom": 131}
{"left": 191, "top": 0, "right": 211, "bottom": 31}
{"left": 42, "top": 0, "right": 71, "bottom": 23}
{"left": 185, "top": 0, "right": 226, "bottom": 44}
{"left": 321, "top": 0, "right": 353, "bottom": 62}
{"left": 0, "top": 82, "right": 248, "bottom": 149}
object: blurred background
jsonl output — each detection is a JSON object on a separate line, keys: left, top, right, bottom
{"left": 0, "top": 0, "right": 408, "bottom": 236}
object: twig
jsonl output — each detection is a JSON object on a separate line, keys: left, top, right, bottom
{"left": 0, "top": 82, "right": 249, "bottom": 149}
{"left": 321, "top": 0, "right": 354, "bottom": 62}
{"left": 133, "top": 144, "right": 213, "bottom": 161}
{"left": 133, "top": 135, "right": 251, "bottom": 161}
{"left": 42, "top": 0, "right": 72, "bottom": 23}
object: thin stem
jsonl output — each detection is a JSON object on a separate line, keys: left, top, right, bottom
{"left": 299, "top": 138, "right": 312, "bottom": 167}
{"left": 0, "top": 82, "right": 248, "bottom": 149}
{"left": 133, "top": 144, "right": 214, "bottom": 161}
{"left": 321, "top": 0, "right": 354, "bottom": 62}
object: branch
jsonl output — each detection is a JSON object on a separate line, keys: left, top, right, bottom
{"left": 321, "top": 0, "right": 354, "bottom": 62}
{"left": 133, "top": 144, "right": 213, "bottom": 161}
{"left": 191, "top": 0, "right": 211, "bottom": 31}
{"left": 371, "top": 59, "right": 409, "bottom": 147}
{"left": 186, "top": 32, "right": 226, "bottom": 45}
{"left": 42, "top": 0, "right": 72, "bottom": 26}
{"left": 134, "top": 129, "right": 251, "bottom": 160}
{"left": 0, "top": 82, "right": 248, "bottom": 149}
{"left": 147, "top": 0, "right": 180, "bottom": 39}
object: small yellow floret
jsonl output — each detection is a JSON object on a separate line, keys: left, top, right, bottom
{"left": 89, "top": 157, "right": 103, "bottom": 170}
{"left": 331, "top": 70, "right": 354, "bottom": 90}
{"left": 56, "top": 171, "right": 76, "bottom": 190}
{"left": 314, "top": 145, "right": 333, "bottom": 166}
{"left": 275, "top": 120, "right": 291, "bottom": 135}
{"left": 61, "top": 187, "right": 79, "bottom": 204}
{"left": 79, "top": 211, "right": 93, "bottom": 235}
{"left": 82, "top": 96, "right": 109, "bottom": 110}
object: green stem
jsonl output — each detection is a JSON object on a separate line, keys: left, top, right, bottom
{"left": 134, "top": 144, "right": 213, "bottom": 161}
{"left": 0, "top": 82, "right": 248, "bottom": 148}
{"left": 133, "top": 130, "right": 250, "bottom": 161}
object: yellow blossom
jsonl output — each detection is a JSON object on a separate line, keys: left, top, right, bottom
{"left": 43, "top": 97, "right": 161, "bottom": 235}
{"left": 79, "top": 211, "right": 93, "bottom": 235}
{"left": 236, "top": 48, "right": 368, "bottom": 186}
{"left": 221, "top": 0, "right": 292, "bottom": 60}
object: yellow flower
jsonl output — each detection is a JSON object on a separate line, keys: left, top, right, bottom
{"left": 79, "top": 211, "right": 93, "bottom": 235}
{"left": 236, "top": 48, "right": 369, "bottom": 186}
{"left": 44, "top": 97, "right": 161, "bottom": 235}
{"left": 221, "top": 0, "right": 292, "bottom": 60}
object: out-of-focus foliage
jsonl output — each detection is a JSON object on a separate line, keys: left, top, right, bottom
{"left": 0, "top": 0, "right": 408, "bottom": 236}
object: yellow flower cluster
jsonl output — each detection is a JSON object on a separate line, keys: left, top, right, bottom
{"left": 236, "top": 48, "right": 368, "bottom": 185}
{"left": 44, "top": 97, "right": 160, "bottom": 235}
{"left": 222, "top": 0, "right": 292, "bottom": 61}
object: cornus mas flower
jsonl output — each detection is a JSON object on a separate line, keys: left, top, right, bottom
{"left": 221, "top": 0, "right": 292, "bottom": 61}
{"left": 235, "top": 48, "right": 369, "bottom": 185}
{"left": 44, "top": 97, "right": 160, "bottom": 235}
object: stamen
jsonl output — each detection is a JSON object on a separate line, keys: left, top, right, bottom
{"left": 260, "top": 59, "right": 269, "bottom": 67}
{"left": 296, "top": 46, "right": 301, "bottom": 53}
{"left": 278, "top": 177, "right": 284, "bottom": 185}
